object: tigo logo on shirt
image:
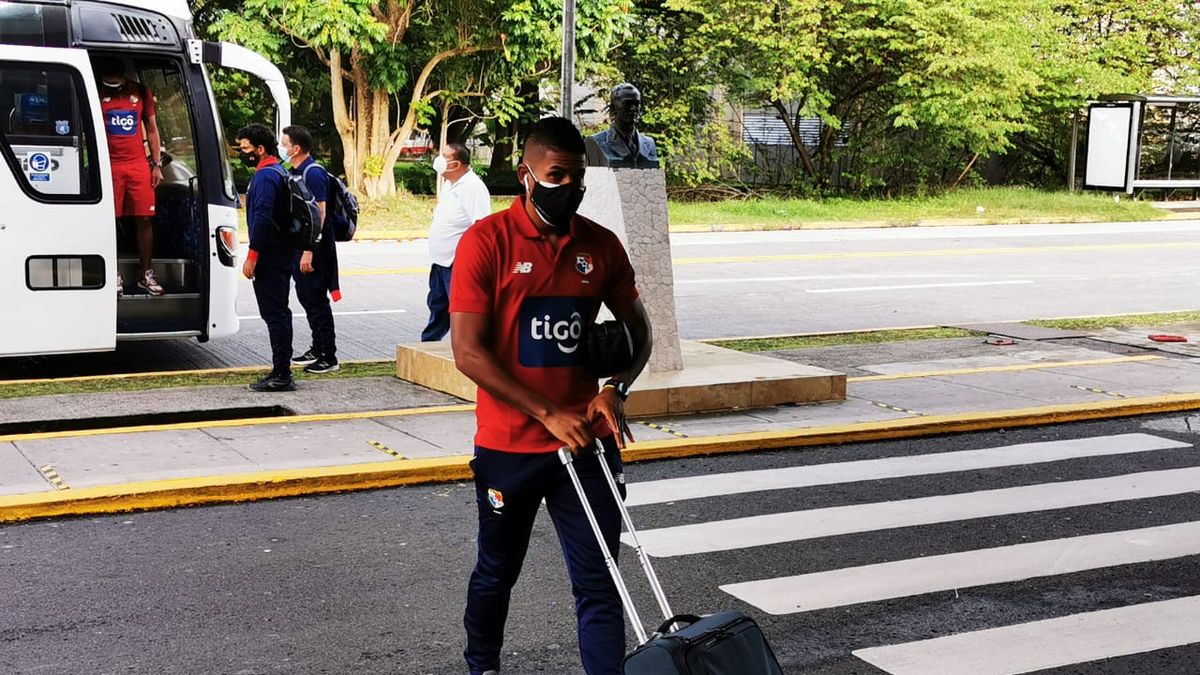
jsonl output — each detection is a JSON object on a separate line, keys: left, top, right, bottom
{"left": 106, "top": 110, "right": 138, "bottom": 136}
{"left": 519, "top": 296, "right": 593, "bottom": 368}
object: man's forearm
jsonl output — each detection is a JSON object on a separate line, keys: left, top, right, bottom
{"left": 455, "top": 345, "right": 557, "bottom": 421}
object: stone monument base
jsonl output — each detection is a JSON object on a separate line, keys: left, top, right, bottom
{"left": 395, "top": 341, "right": 846, "bottom": 417}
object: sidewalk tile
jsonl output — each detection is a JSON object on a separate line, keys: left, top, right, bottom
{"left": 202, "top": 419, "right": 443, "bottom": 467}
{"left": 849, "top": 379, "right": 1042, "bottom": 416}
{"left": 13, "top": 430, "right": 252, "bottom": 489}
{"left": 0, "top": 443, "right": 54, "bottom": 496}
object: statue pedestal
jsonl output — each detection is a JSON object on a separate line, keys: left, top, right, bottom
{"left": 393, "top": 166, "right": 847, "bottom": 416}
{"left": 577, "top": 168, "right": 682, "bottom": 372}
{"left": 395, "top": 340, "right": 844, "bottom": 417}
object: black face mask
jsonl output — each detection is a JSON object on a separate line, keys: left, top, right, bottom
{"left": 523, "top": 165, "right": 585, "bottom": 230}
{"left": 240, "top": 151, "right": 260, "bottom": 168}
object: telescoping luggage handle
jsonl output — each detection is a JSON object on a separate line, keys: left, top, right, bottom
{"left": 558, "top": 441, "right": 675, "bottom": 645}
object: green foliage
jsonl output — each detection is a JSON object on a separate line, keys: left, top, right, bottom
{"left": 395, "top": 160, "right": 438, "bottom": 194}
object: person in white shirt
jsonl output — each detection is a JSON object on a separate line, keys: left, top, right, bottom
{"left": 423, "top": 142, "right": 493, "bottom": 341}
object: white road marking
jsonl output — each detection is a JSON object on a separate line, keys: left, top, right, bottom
{"left": 721, "top": 520, "right": 1200, "bottom": 614}
{"left": 853, "top": 595, "right": 1200, "bottom": 675}
{"left": 624, "top": 434, "right": 1189, "bottom": 506}
{"left": 806, "top": 280, "right": 1034, "bottom": 294}
{"left": 625, "top": 466, "right": 1200, "bottom": 557}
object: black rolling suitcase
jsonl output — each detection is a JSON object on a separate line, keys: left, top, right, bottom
{"left": 558, "top": 444, "right": 785, "bottom": 675}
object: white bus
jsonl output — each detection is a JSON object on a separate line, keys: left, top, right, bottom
{"left": 0, "top": 0, "right": 290, "bottom": 357}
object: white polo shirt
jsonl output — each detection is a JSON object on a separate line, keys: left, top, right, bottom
{"left": 429, "top": 169, "right": 492, "bottom": 267}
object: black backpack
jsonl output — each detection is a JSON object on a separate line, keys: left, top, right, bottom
{"left": 326, "top": 173, "right": 359, "bottom": 242}
{"left": 268, "top": 164, "right": 322, "bottom": 250}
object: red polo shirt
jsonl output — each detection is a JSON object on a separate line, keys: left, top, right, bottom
{"left": 100, "top": 83, "right": 155, "bottom": 165}
{"left": 450, "top": 197, "right": 640, "bottom": 453}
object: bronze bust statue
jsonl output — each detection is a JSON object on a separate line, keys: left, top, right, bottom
{"left": 586, "top": 83, "right": 660, "bottom": 169}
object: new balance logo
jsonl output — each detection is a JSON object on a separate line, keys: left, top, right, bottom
{"left": 512, "top": 262, "right": 533, "bottom": 274}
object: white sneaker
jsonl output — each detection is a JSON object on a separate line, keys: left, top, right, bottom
{"left": 139, "top": 269, "right": 164, "bottom": 296}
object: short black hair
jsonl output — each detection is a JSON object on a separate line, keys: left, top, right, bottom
{"left": 93, "top": 56, "right": 124, "bottom": 78}
{"left": 282, "top": 125, "right": 313, "bottom": 153}
{"left": 236, "top": 123, "right": 278, "bottom": 157}
{"left": 446, "top": 142, "right": 470, "bottom": 166}
{"left": 524, "top": 117, "right": 586, "bottom": 157}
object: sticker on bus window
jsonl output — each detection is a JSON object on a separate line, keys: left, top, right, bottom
{"left": 55, "top": 120, "right": 70, "bottom": 135}
{"left": 30, "top": 173, "right": 51, "bottom": 183}
{"left": 27, "top": 153, "right": 51, "bottom": 173}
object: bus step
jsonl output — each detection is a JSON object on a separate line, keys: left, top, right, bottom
{"left": 117, "top": 258, "right": 199, "bottom": 291}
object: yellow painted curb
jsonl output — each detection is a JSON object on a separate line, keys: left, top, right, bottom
{"left": 4, "top": 392, "right": 1200, "bottom": 524}
{"left": 0, "top": 403, "right": 477, "bottom": 443}
{"left": 0, "top": 359, "right": 393, "bottom": 387}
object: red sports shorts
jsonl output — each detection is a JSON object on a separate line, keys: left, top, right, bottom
{"left": 111, "top": 160, "right": 156, "bottom": 218}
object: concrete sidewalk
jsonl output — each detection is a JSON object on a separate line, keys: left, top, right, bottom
{"left": 5, "top": 326, "right": 1200, "bottom": 522}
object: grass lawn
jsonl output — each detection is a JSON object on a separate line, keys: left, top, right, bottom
{"left": 1030, "top": 310, "right": 1200, "bottom": 331}
{"left": 238, "top": 187, "right": 1165, "bottom": 238}
{"left": 667, "top": 187, "right": 1163, "bottom": 228}
{"left": 712, "top": 328, "right": 984, "bottom": 352}
{"left": 0, "top": 361, "right": 397, "bottom": 401}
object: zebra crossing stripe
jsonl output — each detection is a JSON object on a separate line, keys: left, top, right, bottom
{"left": 624, "top": 433, "right": 1187, "bottom": 506}
{"left": 625, "top": 466, "right": 1200, "bottom": 557}
{"left": 852, "top": 594, "right": 1200, "bottom": 675}
{"left": 721, "top": 520, "right": 1200, "bottom": 614}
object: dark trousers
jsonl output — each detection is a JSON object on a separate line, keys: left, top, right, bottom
{"left": 464, "top": 436, "right": 627, "bottom": 675}
{"left": 422, "top": 263, "right": 453, "bottom": 342}
{"left": 292, "top": 254, "right": 337, "bottom": 359}
{"left": 252, "top": 254, "right": 293, "bottom": 378}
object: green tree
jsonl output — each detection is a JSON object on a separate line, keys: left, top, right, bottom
{"left": 207, "top": 0, "right": 632, "bottom": 199}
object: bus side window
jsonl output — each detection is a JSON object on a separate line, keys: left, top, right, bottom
{"left": 0, "top": 62, "right": 98, "bottom": 201}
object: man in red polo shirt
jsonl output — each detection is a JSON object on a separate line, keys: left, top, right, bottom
{"left": 95, "top": 57, "right": 164, "bottom": 296}
{"left": 451, "top": 117, "right": 652, "bottom": 675}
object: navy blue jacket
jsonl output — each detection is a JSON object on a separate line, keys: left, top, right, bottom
{"left": 246, "top": 156, "right": 289, "bottom": 257}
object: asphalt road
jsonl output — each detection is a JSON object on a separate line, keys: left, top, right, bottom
{"left": 3, "top": 219, "right": 1198, "bottom": 378}
{"left": 4, "top": 414, "right": 1200, "bottom": 674}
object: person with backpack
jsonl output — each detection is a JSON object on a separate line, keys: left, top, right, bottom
{"left": 237, "top": 123, "right": 301, "bottom": 392}
{"left": 281, "top": 125, "right": 341, "bottom": 374}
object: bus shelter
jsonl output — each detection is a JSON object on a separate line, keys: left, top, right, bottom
{"left": 1071, "top": 95, "right": 1200, "bottom": 195}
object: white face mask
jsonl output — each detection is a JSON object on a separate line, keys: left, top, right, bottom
{"left": 433, "top": 154, "right": 462, "bottom": 176}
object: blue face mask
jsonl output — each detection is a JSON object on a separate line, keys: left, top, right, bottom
{"left": 522, "top": 165, "right": 586, "bottom": 229}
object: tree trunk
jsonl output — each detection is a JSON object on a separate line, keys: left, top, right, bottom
{"left": 329, "top": 50, "right": 358, "bottom": 190}
{"left": 771, "top": 99, "right": 818, "bottom": 180}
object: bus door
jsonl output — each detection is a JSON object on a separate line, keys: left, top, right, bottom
{"left": 0, "top": 45, "right": 114, "bottom": 356}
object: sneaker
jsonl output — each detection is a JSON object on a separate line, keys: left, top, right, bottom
{"left": 291, "top": 348, "right": 319, "bottom": 366}
{"left": 304, "top": 357, "right": 340, "bottom": 374}
{"left": 138, "top": 269, "right": 164, "bottom": 296}
{"left": 116, "top": 272, "right": 124, "bottom": 298}
{"left": 249, "top": 374, "right": 296, "bottom": 392}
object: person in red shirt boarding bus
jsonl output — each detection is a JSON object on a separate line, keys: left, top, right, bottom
{"left": 94, "top": 56, "right": 164, "bottom": 296}
{"left": 450, "top": 116, "right": 652, "bottom": 675}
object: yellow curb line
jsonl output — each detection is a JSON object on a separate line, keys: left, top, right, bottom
{"left": 0, "top": 359, "right": 393, "bottom": 387}
{"left": 847, "top": 355, "right": 1164, "bottom": 382}
{"left": 0, "top": 404, "right": 477, "bottom": 443}
{"left": 4, "top": 392, "right": 1200, "bottom": 524}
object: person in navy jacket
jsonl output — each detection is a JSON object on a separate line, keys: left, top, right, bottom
{"left": 237, "top": 123, "right": 296, "bottom": 392}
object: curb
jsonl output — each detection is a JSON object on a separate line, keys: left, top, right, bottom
{"left": 4, "top": 392, "right": 1200, "bottom": 524}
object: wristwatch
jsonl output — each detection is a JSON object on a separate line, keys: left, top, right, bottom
{"left": 149, "top": 159, "right": 162, "bottom": 168}
{"left": 603, "top": 378, "right": 630, "bottom": 401}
